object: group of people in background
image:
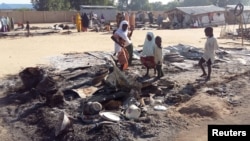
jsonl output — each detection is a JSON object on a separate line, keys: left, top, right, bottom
{"left": 0, "top": 16, "right": 31, "bottom": 37}
{"left": 75, "top": 12, "right": 106, "bottom": 32}
{"left": 111, "top": 18, "right": 219, "bottom": 81}
{"left": 81, "top": 13, "right": 90, "bottom": 32}
{"left": 0, "top": 16, "right": 15, "bottom": 32}
{"left": 135, "top": 11, "right": 164, "bottom": 28}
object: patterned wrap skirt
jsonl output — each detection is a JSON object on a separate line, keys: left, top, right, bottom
{"left": 140, "top": 56, "right": 155, "bottom": 68}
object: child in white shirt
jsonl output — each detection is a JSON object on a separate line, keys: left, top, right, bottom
{"left": 198, "top": 27, "right": 219, "bottom": 81}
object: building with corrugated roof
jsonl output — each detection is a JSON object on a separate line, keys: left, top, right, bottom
{"left": 225, "top": 5, "right": 250, "bottom": 24}
{"left": 165, "top": 5, "right": 226, "bottom": 28}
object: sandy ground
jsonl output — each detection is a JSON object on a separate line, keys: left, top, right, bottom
{"left": 0, "top": 24, "right": 250, "bottom": 141}
{"left": 0, "top": 23, "right": 248, "bottom": 78}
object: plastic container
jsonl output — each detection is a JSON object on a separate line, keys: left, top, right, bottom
{"left": 125, "top": 104, "right": 141, "bottom": 119}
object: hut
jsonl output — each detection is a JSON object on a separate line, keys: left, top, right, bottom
{"left": 165, "top": 5, "right": 226, "bottom": 28}
{"left": 225, "top": 5, "right": 250, "bottom": 24}
{"left": 80, "top": 5, "right": 117, "bottom": 23}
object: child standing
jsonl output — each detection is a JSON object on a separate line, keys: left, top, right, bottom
{"left": 117, "top": 37, "right": 129, "bottom": 71}
{"left": 154, "top": 36, "right": 164, "bottom": 78}
{"left": 26, "top": 21, "right": 30, "bottom": 37}
{"left": 198, "top": 27, "right": 219, "bottom": 81}
{"left": 112, "top": 29, "right": 121, "bottom": 56}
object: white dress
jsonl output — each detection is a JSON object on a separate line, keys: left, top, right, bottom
{"left": 142, "top": 32, "right": 155, "bottom": 57}
{"left": 0, "top": 21, "right": 2, "bottom": 30}
{"left": 202, "top": 37, "right": 219, "bottom": 63}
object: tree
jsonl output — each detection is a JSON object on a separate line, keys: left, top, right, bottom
{"left": 32, "top": 0, "right": 115, "bottom": 11}
{"left": 117, "top": 0, "right": 129, "bottom": 11}
{"left": 117, "top": 0, "right": 152, "bottom": 11}
{"left": 129, "top": 0, "right": 151, "bottom": 11}
{"left": 69, "top": 0, "right": 115, "bottom": 10}
{"left": 180, "top": 0, "right": 211, "bottom": 7}
{"left": 31, "top": 0, "right": 71, "bottom": 11}
{"left": 210, "top": 0, "right": 249, "bottom": 7}
{"left": 150, "top": 2, "right": 165, "bottom": 11}
{"left": 165, "top": 1, "right": 180, "bottom": 10}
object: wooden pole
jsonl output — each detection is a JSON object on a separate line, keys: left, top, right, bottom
{"left": 240, "top": 15, "right": 244, "bottom": 46}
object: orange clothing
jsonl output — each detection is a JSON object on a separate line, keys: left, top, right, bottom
{"left": 118, "top": 48, "right": 129, "bottom": 70}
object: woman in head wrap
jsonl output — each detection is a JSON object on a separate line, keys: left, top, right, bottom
{"left": 81, "top": 13, "right": 89, "bottom": 32}
{"left": 111, "top": 20, "right": 134, "bottom": 66}
{"left": 142, "top": 32, "right": 155, "bottom": 56}
{"left": 1, "top": 16, "right": 7, "bottom": 32}
{"left": 100, "top": 14, "right": 105, "bottom": 24}
{"left": 0, "top": 19, "right": 2, "bottom": 32}
{"left": 141, "top": 32, "right": 156, "bottom": 77}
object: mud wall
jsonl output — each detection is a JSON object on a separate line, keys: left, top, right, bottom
{"left": 0, "top": 11, "right": 77, "bottom": 24}
{"left": 0, "top": 10, "right": 165, "bottom": 24}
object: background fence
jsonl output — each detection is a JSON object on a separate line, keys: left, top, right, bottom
{"left": 0, "top": 11, "right": 77, "bottom": 24}
{"left": 0, "top": 10, "right": 165, "bottom": 24}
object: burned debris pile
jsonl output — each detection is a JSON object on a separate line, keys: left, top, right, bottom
{"left": 0, "top": 46, "right": 250, "bottom": 141}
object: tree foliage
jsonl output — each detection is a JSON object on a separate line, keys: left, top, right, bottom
{"left": 180, "top": 0, "right": 211, "bottom": 7}
{"left": 31, "top": 0, "right": 250, "bottom": 11}
{"left": 31, "top": 0, "right": 71, "bottom": 11}
{"left": 150, "top": 2, "right": 166, "bottom": 11}
{"left": 69, "top": 0, "right": 114, "bottom": 10}
{"left": 209, "top": 0, "right": 249, "bottom": 7}
{"left": 117, "top": 0, "right": 129, "bottom": 10}
{"left": 117, "top": 0, "right": 151, "bottom": 11}
{"left": 129, "top": 0, "right": 151, "bottom": 11}
{"left": 179, "top": 0, "right": 250, "bottom": 8}
{"left": 32, "top": 0, "right": 115, "bottom": 11}
{"left": 165, "top": 1, "right": 181, "bottom": 10}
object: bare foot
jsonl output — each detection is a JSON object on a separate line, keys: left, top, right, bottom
{"left": 200, "top": 73, "right": 207, "bottom": 77}
{"left": 161, "top": 73, "right": 164, "bottom": 77}
{"left": 205, "top": 77, "right": 210, "bottom": 81}
{"left": 156, "top": 75, "right": 163, "bottom": 79}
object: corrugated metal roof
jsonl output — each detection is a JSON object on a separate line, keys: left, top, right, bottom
{"left": 226, "top": 5, "right": 250, "bottom": 11}
{"left": 175, "top": 5, "right": 225, "bottom": 15}
{"left": 80, "top": 5, "right": 116, "bottom": 9}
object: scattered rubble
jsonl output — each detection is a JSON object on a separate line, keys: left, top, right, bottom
{"left": 0, "top": 45, "right": 249, "bottom": 140}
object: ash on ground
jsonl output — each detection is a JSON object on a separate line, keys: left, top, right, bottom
{"left": 0, "top": 45, "right": 250, "bottom": 141}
